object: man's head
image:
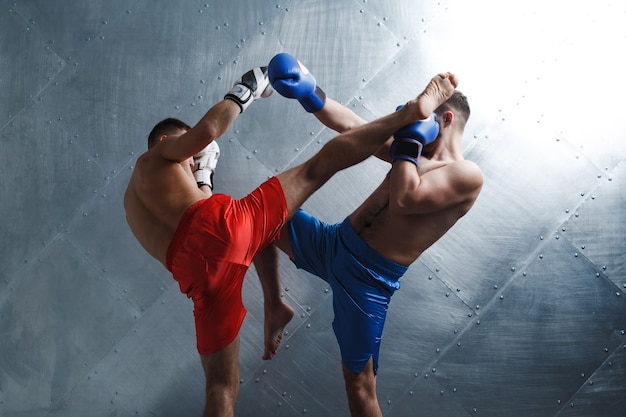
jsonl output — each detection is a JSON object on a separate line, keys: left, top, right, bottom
{"left": 434, "top": 90, "right": 470, "bottom": 133}
{"left": 147, "top": 118, "right": 191, "bottom": 149}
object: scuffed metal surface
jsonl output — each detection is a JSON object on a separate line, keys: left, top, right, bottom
{"left": 1, "top": 0, "right": 625, "bottom": 416}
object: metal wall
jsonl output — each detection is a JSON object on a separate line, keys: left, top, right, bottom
{"left": 1, "top": 0, "right": 625, "bottom": 416}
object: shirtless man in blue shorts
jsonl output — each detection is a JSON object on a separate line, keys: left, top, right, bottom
{"left": 124, "top": 60, "right": 458, "bottom": 417}
{"left": 263, "top": 53, "right": 483, "bottom": 417}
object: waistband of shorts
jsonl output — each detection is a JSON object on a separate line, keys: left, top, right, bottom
{"left": 166, "top": 199, "right": 208, "bottom": 271}
{"left": 338, "top": 217, "right": 408, "bottom": 280}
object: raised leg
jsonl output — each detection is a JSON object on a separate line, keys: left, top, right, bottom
{"left": 277, "top": 72, "right": 458, "bottom": 219}
{"left": 252, "top": 244, "right": 295, "bottom": 360}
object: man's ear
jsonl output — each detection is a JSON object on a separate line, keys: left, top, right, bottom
{"left": 442, "top": 111, "right": 454, "bottom": 127}
{"left": 159, "top": 134, "right": 167, "bottom": 142}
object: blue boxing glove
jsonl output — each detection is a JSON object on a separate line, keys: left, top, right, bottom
{"left": 268, "top": 53, "right": 326, "bottom": 113}
{"left": 389, "top": 113, "right": 439, "bottom": 166}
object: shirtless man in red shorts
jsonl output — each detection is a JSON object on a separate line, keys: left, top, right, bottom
{"left": 123, "top": 62, "right": 458, "bottom": 417}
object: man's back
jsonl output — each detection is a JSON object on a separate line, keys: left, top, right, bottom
{"left": 124, "top": 144, "right": 208, "bottom": 266}
{"left": 350, "top": 157, "right": 482, "bottom": 266}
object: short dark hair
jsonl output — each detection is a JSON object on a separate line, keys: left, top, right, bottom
{"left": 147, "top": 118, "right": 191, "bottom": 149}
{"left": 435, "top": 90, "right": 470, "bottom": 129}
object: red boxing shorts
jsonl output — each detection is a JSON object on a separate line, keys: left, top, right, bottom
{"left": 166, "top": 177, "right": 288, "bottom": 355}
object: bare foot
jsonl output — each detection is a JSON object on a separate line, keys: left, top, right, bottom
{"left": 263, "top": 302, "right": 295, "bottom": 360}
{"left": 413, "top": 72, "right": 458, "bottom": 119}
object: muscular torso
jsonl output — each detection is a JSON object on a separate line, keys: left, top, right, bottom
{"left": 350, "top": 160, "right": 476, "bottom": 266}
{"left": 124, "top": 149, "right": 209, "bottom": 266}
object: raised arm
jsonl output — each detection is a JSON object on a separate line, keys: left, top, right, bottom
{"left": 268, "top": 53, "right": 395, "bottom": 162}
{"left": 158, "top": 67, "right": 272, "bottom": 162}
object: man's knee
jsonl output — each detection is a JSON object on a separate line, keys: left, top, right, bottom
{"left": 342, "top": 361, "right": 377, "bottom": 396}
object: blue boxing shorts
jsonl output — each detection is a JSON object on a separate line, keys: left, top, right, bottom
{"left": 286, "top": 209, "right": 408, "bottom": 374}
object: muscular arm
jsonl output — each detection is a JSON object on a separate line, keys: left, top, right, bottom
{"left": 389, "top": 160, "right": 483, "bottom": 215}
{"left": 158, "top": 99, "right": 241, "bottom": 162}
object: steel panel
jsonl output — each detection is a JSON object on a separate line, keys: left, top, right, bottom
{"left": 428, "top": 237, "right": 626, "bottom": 417}
{"left": 1, "top": 0, "right": 626, "bottom": 416}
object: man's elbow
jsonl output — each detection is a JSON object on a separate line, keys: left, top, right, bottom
{"left": 388, "top": 196, "right": 413, "bottom": 215}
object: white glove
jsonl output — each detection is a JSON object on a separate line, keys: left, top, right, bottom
{"left": 224, "top": 66, "right": 273, "bottom": 112}
{"left": 192, "top": 141, "right": 220, "bottom": 189}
